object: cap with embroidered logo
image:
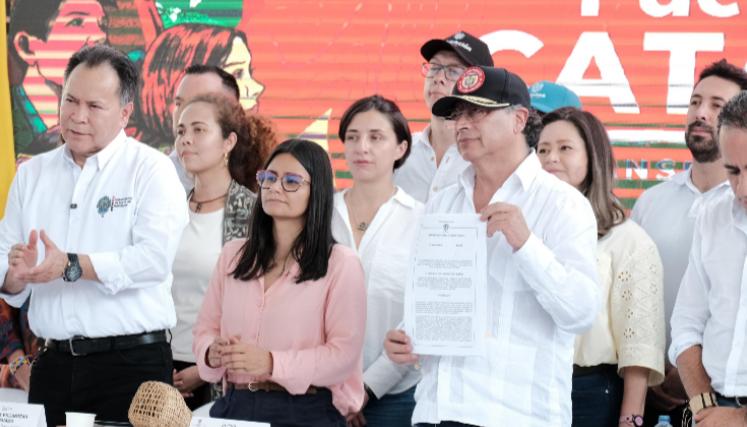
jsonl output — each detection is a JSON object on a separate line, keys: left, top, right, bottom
{"left": 421, "top": 31, "right": 494, "bottom": 67}
{"left": 529, "top": 80, "right": 583, "bottom": 114}
{"left": 431, "top": 66, "right": 531, "bottom": 117}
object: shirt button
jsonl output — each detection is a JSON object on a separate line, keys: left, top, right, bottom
{"left": 433, "top": 187, "right": 439, "bottom": 192}
{"left": 257, "top": 302, "right": 262, "bottom": 307}
{"left": 431, "top": 157, "right": 435, "bottom": 161}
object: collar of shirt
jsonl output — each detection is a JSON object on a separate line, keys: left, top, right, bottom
{"left": 671, "top": 168, "right": 729, "bottom": 195}
{"left": 456, "top": 151, "right": 541, "bottom": 206}
{"left": 62, "top": 130, "right": 127, "bottom": 172}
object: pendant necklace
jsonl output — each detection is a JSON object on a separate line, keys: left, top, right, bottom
{"left": 350, "top": 187, "right": 396, "bottom": 231}
{"left": 191, "top": 193, "right": 226, "bottom": 213}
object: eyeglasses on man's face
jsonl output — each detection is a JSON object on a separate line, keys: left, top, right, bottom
{"left": 256, "top": 170, "right": 310, "bottom": 192}
{"left": 422, "top": 62, "right": 466, "bottom": 81}
{"left": 448, "top": 106, "right": 490, "bottom": 122}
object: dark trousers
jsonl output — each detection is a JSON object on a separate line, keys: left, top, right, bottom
{"left": 29, "top": 342, "right": 173, "bottom": 427}
{"left": 210, "top": 386, "right": 346, "bottom": 427}
{"left": 415, "top": 423, "right": 480, "bottom": 427}
{"left": 173, "top": 360, "right": 212, "bottom": 411}
{"left": 362, "top": 386, "right": 416, "bottom": 427}
{"left": 571, "top": 370, "right": 624, "bottom": 427}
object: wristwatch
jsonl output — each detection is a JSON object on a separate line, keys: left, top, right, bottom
{"left": 363, "top": 384, "right": 378, "bottom": 403}
{"left": 619, "top": 414, "right": 644, "bottom": 426}
{"left": 63, "top": 253, "right": 82, "bottom": 282}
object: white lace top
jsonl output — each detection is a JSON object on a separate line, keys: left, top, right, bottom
{"left": 574, "top": 219, "right": 666, "bottom": 386}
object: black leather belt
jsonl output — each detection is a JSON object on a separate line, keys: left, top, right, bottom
{"left": 41, "top": 330, "right": 168, "bottom": 356}
{"left": 715, "top": 392, "right": 747, "bottom": 407}
{"left": 573, "top": 363, "right": 618, "bottom": 378}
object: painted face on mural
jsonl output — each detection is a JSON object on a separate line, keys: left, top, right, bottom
{"left": 14, "top": 0, "right": 107, "bottom": 88}
{"left": 222, "top": 36, "right": 264, "bottom": 113}
{"left": 686, "top": 76, "right": 742, "bottom": 164}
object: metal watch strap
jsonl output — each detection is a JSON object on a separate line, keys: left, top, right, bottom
{"left": 689, "top": 392, "right": 719, "bottom": 415}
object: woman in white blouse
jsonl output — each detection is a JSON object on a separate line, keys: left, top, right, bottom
{"left": 536, "top": 107, "right": 665, "bottom": 427}
{"left": 170, "top": 94, "right": 275, "bottom": 409}
{"left": 332, "top": 95, "right": 424, "bottom": 427}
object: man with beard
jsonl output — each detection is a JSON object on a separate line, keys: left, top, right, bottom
{"left": 630, "top": 59, "right": 747, "bottom": 426}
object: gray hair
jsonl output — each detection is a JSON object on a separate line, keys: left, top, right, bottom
{"left": 719, "top": 90, "right": 747, "bottom": 134}
{"left": 504, "top": 104, "right": 542, "bottom": 149}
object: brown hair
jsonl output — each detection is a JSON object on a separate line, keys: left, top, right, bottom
{"left": 542, "top": 106, "right": 625, "bottom": 238}
{"left": 186, "top": 94, "right": 276, "bottom": 192}
{"left": 698, "top": 59, "right": 747, "bottom": 91}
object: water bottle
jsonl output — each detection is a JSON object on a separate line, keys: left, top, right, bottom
{"left": 655, "top": 415, "right": 673, "bottom": 427}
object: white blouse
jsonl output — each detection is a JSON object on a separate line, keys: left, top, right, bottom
{"left": 574, "top": 219, "right": 666, "bottom": 386}
{"left": 171, "top": 208, "right": 225, "bottom": 363}
{"left": 331, "top": 187, "right": 424, "bottom": 398}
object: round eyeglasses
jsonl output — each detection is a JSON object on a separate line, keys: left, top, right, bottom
{"left": 256, "top": 170, "right": 310, "bottom": 192}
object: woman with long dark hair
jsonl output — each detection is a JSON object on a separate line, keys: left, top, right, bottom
{"left": 536, "top": 107, "right": 665, "bottom": 427}
{"left": 193, "top": 139, "right": 367, "bottom": 426}
{"left": 332, "top": 95, "right": 422, "bottom": 427}
{"left": 170, "top": 93, "right": 275, "bottom": 409}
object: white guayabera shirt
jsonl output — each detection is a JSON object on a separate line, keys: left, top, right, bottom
{"left": 412, "top": 152, "right": 600, "bottom": 427}
{"left": 670, "top": 191, "right": 747, "bottom": 397}
{"left": 0, "top": 130, "right": 188, "bottom": 340}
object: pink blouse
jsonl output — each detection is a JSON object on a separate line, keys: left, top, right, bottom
{"left": 193, "top": 239, "right": 367, "bottom": 416}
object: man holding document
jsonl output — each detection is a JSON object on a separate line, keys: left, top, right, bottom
{"left": 384, "top": 66, "right": 601, "bottom": 427}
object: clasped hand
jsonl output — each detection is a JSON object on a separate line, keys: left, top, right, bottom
{"left": 6, "top": 230, "right": 67, "bottom": 291}
{"left": 207, "top": 334, "right": 273, "bottom": 376}
{"left": 480, "top": 202, "right": 530, "bottom": 250}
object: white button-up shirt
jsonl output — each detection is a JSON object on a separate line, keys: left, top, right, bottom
{"left": 669, "top": 191, "right": 747, "bottom": 397}
{"left": 332, "top": 188, "right": 424, "bottom": 398}
{"left": 413, "top": 152, "right": 600, "bottom": 427}
{"left": 0, "top": 131, "right": 189, "bottom": 340}
{"left": 393, "top": 125, "right": 471, "bottom": 204}
{"left": 630, "top": 170, "right": 731, "bottom": 350}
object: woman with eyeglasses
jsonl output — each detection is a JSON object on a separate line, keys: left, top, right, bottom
{"left": 536, "top": 107, "right": 665, "bottom": 427}
{"left": 171, "top": 93, "right": 275, "bottom": 409}
{"left": 331, "top": 95, "right": 423, "bottom": 427}
{"left": 193, "top": 139, "right": 368, "bottom": 426}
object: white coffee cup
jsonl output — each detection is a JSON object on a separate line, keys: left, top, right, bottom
{"left": 65, "top": 412, "right": 96, "bottom": 427}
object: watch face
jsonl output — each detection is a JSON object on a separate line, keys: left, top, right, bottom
{"left": 65, "top": 265, "right": 82, "bottom": 282}
{"left": 634, "top": 415, "right": 644, "bottom": 426}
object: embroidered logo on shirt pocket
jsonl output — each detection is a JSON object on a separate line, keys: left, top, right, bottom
{"left": 369, "top": 247, "right": 410, "bottom": 304}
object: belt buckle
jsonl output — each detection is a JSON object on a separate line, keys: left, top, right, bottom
{"left": 737, "top": 396, "right": 745, "bottom": 407}
{"left": 248, "top": 382, "right": 260, "bottom": 392}
{"left": 69, "top": 335, "right": 87, "bottom": 357}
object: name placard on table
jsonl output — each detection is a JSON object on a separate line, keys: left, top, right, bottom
{"left": 0, "top": 403, "right": 45, "bottom": 427}
{"left": 190, "top": 417, "right": 269, "bottom": 427}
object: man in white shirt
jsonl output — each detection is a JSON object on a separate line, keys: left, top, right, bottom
{"left": 0, "top": 45, "right": 188, "bottom": 426}
{"left": 630, "top": 60, "right": 747, "bottom": 423}
{"left": 385, "top": 66, "right": 600, "bottom": 427}
{"left": 168, "top": 65, "right": 242, "bottom": 193}
{"left": 669, "top": 90, "right": 747, "bottom": 427}
{"left": 393, "top": 31, "right": 493, "bottom": 204}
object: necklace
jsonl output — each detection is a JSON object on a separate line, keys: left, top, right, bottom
{"left": 349, "top": 187, "right": 396, "bottom": 231}
{"left": 191, "top": 193, "right": 226, "bottom": 213}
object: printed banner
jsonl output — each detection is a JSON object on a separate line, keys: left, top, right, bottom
{"left": 6, "top": 0, "right": 747, "bottom": 208}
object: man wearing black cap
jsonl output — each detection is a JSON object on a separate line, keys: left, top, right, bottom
{"left": 385, "top": 66, "right": 600, "bottom": 426}
{"left": 392, "top": 32, "right": 494, "bottom": 204}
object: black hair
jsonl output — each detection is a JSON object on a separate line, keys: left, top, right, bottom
{"left": 64, "top": 45, "right": 139, "bottom": 108}
{"left": 184, "top": 64, "right": 241, "bottom": 102}
{"left": 338, "top": 95, "right": 412, "bottom": 170}
{"left": 718, "top": 91, "right": 747, "bottom": 134}
{"left": 9, "top": 0, "right": 110, "bottom": 72}
{"left": 232, "top": 139, "right": 336, "bottom": 284}
{"left": 698, "top": 59, "right": 747, "bottom": 91}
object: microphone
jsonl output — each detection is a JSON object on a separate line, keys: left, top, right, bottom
{"left": 128, "top": 381, "right": 193, "bottom": 427}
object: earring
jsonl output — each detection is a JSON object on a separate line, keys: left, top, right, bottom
{"left": 224, "top": 153, "right": 229, "bottom": 167}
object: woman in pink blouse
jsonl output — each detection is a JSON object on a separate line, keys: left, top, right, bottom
{"left": 193, "top": 139, "right": 368, "bottom": 426}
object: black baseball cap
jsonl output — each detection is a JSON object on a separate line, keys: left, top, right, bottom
{"left": 431, "top": 66, "right": 531, "bottom": 117}
{"left": 421, "top": 31, "right": 494, "bottom": 67}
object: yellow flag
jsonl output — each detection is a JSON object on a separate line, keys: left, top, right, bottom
{"left": 0, "top": 0, "right": 16, "bottom": 219}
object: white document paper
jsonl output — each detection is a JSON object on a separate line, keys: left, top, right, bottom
{"left": 404, "top": 214, "right": 487, "bottom": 356}
{"left": 190, "top": 416, "right": 269, "bottom": 427}
{"left": 0, "top": 403, "right": 45, "bottom": 427}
